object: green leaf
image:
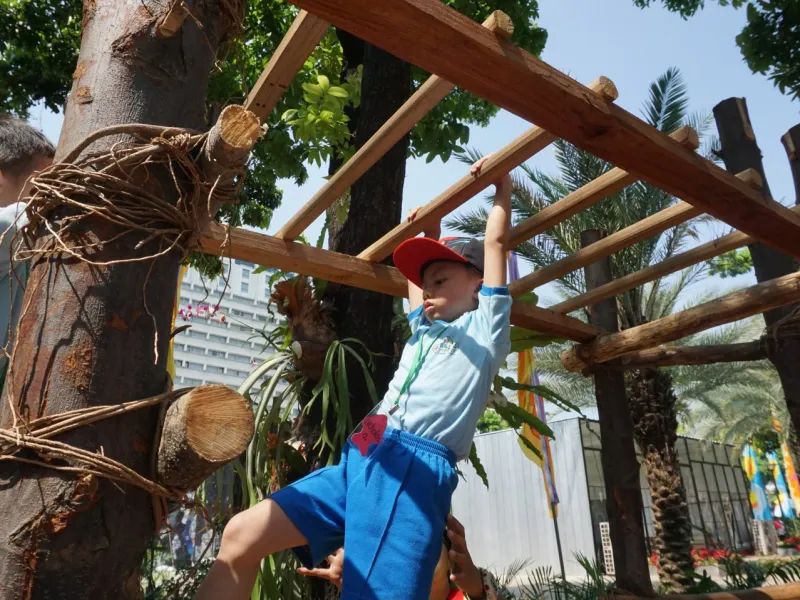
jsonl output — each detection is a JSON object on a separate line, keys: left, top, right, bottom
{"left": 317, "top": 74, "right": 330, "bottom": 91}
{"left": 518, "top": 433, "right": 544, "bottom": 461}
{"left": 301, "top": 82, "right": 323, "bottom": 97}
{"left": 280, "top": 109, "right": 298, "bottom": 122}
{"left": 327, "top": 86, "right": 349, "bottom": 99}
{"left": 509, "top": 327, "right": 559, "bottom": 353}
{"left": 516, "top": 291, "right": 538, "bottom": 305}
{"left": 468, "top": 442, "right": 489, "bottom": 489}
{"left": 493, "top": 400, "right": 554, "bottom": 438}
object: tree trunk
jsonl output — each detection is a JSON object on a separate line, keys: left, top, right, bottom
{"left": 581, "top": 230, "right": 654, "bottom": 597}
{"left": 0, "top": 2, "right": 241, "bottom": 598}
{"left": 713, "top": 98, "right": 800, "bottom": 437}
{"left": 627, "top": 368, "right": 694, "bottom": 593}
{"left": 324, "top": 40, "right": 411, "bottom": 421}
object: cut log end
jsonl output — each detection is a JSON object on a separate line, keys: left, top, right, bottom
{"left": 483, "top": 11, "right": 514, "bottom": 39}
{"left": 156, "top": 1, "right": 189, "bottom": 39}
{"left": 157, "top": 385, "right": 254, "bottom": 492}
{"left": 673, "top": 125, "right": 700, "bottom": 151}
{"left": 217, "top": 105, "right": 263, "bottom": 153}
{"left": 736, "top": 167, "right": 764, "bottom": 190}
{"left": 587, "top": 76, "right": 619, "bottom": 102}
{"left": 561, "top": 347, "right": 588, "bottom": 374}
{"left": 782, "top": 126, "right": 798, "bottom": 161}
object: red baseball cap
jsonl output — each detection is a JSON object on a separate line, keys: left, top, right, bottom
{"left": 393, "top": 236, "right": 484, "bottom": 288}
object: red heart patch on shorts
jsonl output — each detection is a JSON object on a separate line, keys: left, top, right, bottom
{"left": 351, "top": 415, "right": 387, "bottom": 456}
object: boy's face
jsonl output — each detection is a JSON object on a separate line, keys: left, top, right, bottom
{"left": 421, "top": 261, "right": 482, "bottom": 323}
{"left": 0, "top": 155, "right": 53, "bottom": 208}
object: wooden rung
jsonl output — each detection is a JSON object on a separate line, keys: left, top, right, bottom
{"left": 290, "top": 0, "right": 800, "bottom": 259}
{"left": 549, "top": 170, "right": 775, "bottom": 314}
{"left": 199, "top": 224, "right": 602, "bottom": 342}
{"left": 244, "top": 10, "right": 330, "bottom": 121}
{"left": 561, "top": 269, "right": 800, "bottom": 372}
{"left": 609, "top": 341, "right": 765, "bottom": 370}
{"left": 509, "top": 202, "right": 702, "bottom": 296}
{"left": 508, "top": 125, "right": 698, "bottom": 249}
{"left": 275, "top": 11, "right": 515, "bottom": 241}
{"left": 357, "top": 76, "right": 618, "bottom": 262}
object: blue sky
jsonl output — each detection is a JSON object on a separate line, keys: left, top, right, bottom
{"left": 30, "top": 0, "right": 798, "bottom": 306}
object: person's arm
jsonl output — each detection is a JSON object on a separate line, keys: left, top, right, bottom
{"left": 405, "top": 206, "right": 441, "bottom": 313}
{"left": 470, "top": 156, "right": 511, "bottom": 288}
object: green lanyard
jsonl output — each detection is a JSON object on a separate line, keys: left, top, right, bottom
{"left": 389, "top": 325, "right": 448, "bottom": 415}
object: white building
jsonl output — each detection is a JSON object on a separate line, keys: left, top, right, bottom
{"left": 173, "top": 260, "right": 281, "bottom": 394}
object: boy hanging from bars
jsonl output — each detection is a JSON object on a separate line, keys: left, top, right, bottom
{"left": 195, "top": 154, "right": 513, "bottom": 600}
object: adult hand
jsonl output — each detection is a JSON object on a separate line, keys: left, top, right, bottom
{"left": 447, "top": 515, "right": 485, "bottom": 598}
{"left": 297, "top": 548, "right": 344, "bottom": 590}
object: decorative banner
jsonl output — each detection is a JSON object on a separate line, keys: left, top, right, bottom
{"left": 781, "top": 443, "right": 800, "bottom": 514}
{"left": 166, "top": 264, "right": 188, "bottom": 385}
{"left": 742, "top": 444, "right": 772, "bottom": 520}
{"left": 768, "top": 451, "right": 795, "bottom": 519}
{"left": 509, "top": 252, "right": 560, "bottom": 518}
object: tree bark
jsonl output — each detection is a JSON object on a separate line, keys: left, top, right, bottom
{"left": 627, "top": 368, "right": 694, "bottom": 593}
{"left": 324, "top": 40, "right": 411, "bottom": 421}
{"left": 581, "top": 230, "right": 653, "bottom": 597}
{"left": 0, "top": 2, "right": 242, "bottom": 598}
{"left": 713, "top": 98, "right": 800, "bottom": 437}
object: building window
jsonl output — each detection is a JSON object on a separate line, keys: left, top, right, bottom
{"left": 217, "top": 277, "right": 226, "bottom": 290}
{"left": 241, "top": 282, "right": 249, "bottom": 294}
{"left": 228, "top": 353, "right": 251, "bottom": 363}
{"left": 242, "top": 269, "right": 250, "bottom": 280}
{"left": 235, "top": 260, "right": 255, "bottom": 269}
{"left": 233, "top": 294, "right": 253, "bottom": 303}
{"left": 184, "top": 361, "right": 204, "bottom": 371}
{"left": 231, "top": 309, "right": 254, "bottom": 319}
{"left": 181, "top": 282, "right": 193, "bottom": 290}
{"left": 183, "top": 377, "right": 202, "bottom": 386}
{"left": 229, "top": 369, "right": 249, "bottom": 378}
{"left": 208, "top": 349, "right": 226, "bottom": 358}
{"left": 179, "top": 296, "right": 190, "bottom": 305}
{"left": 206, "top": 365, "right": 225, "bottom": 375}
{"left": 208, "top": 334, "right": 226, "bottom": 343}
{"left": 186, "top": 345, "right": 205, "bottom": 355}
{"left": 231, "top": 323, "right": 251, "bottom": 333}
{"left": 223, "top": 262, "right": 230, "bottom": 274}
{"left": 255, "top": 313, "right": 267, "bottom": 322}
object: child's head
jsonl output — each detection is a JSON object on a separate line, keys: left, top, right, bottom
{"left": 0, "top": 115, "right": 55, "bottom": 207}
{"left": 394, "top": 237, "right": 484, "bottom": 323}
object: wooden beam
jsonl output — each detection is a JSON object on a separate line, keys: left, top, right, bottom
{"left": 275, "top": 11, "right": 514, "bottom": 241}
{"left": 243, "top": 10, "right": 330, "bottom": 121}
{"left": 552, "top": 197, "right": 799, "bottom": 317}
{"left": 608, "top": 341, "right": 766, "bottom": 370}
{"left": 510, "top": 168, "right": 762, "bottom": 297}
{"left": 508, "top": 126, "right": 699, "bottom": 249}
{"left": 357, "top": 76, "right": 619, "bottom": 262}
{"left": 290, "top": 0, "right": 800, "bottom": 259}
{"left": 561, "top": 269, "right": 800, "bottom": 372}
{"left": 510, "top": 202, "right": 701, "bottom": 296}
{"left": 199, "top": 224, "right": 602, "bottom": 341}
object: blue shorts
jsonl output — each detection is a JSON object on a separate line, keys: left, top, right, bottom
{"left": 270, "top": 426, "right": 458, "bottom": 600}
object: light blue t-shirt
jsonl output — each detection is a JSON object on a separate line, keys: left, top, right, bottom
{"left": 378, "top": 285, "right": 512, "bottom": 460}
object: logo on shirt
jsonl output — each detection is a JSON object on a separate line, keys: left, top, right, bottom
{"left": 432, "top": 336, "right": 458, "bottom": 355}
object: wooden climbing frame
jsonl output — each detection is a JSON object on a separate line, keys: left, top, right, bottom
{"left": 198, "top": 0, "right": 800, "bottom": 373}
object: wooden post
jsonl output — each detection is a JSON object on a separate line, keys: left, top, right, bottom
{"left": 581, "top": 230, "right": 653, "bottom": 597}
{"left": 783, "top": 124, "right": 800, "bottom": 205}
{"left": 714, "top": 98, "right": 800, "bottom": 441}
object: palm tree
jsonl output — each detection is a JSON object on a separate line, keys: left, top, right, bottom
{"left": 448, "top": 67, "right": 718, "bottom": 592}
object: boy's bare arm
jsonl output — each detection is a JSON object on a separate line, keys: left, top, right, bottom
{"left": 405, "top": 207, "right": 441, "bottom": 312}
{"left": 471, "top": 156, "right": 512, "bottom": 288}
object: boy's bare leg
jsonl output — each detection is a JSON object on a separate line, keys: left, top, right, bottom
{"left": 195, "top": 499, "right": 307, "bottom": 600}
